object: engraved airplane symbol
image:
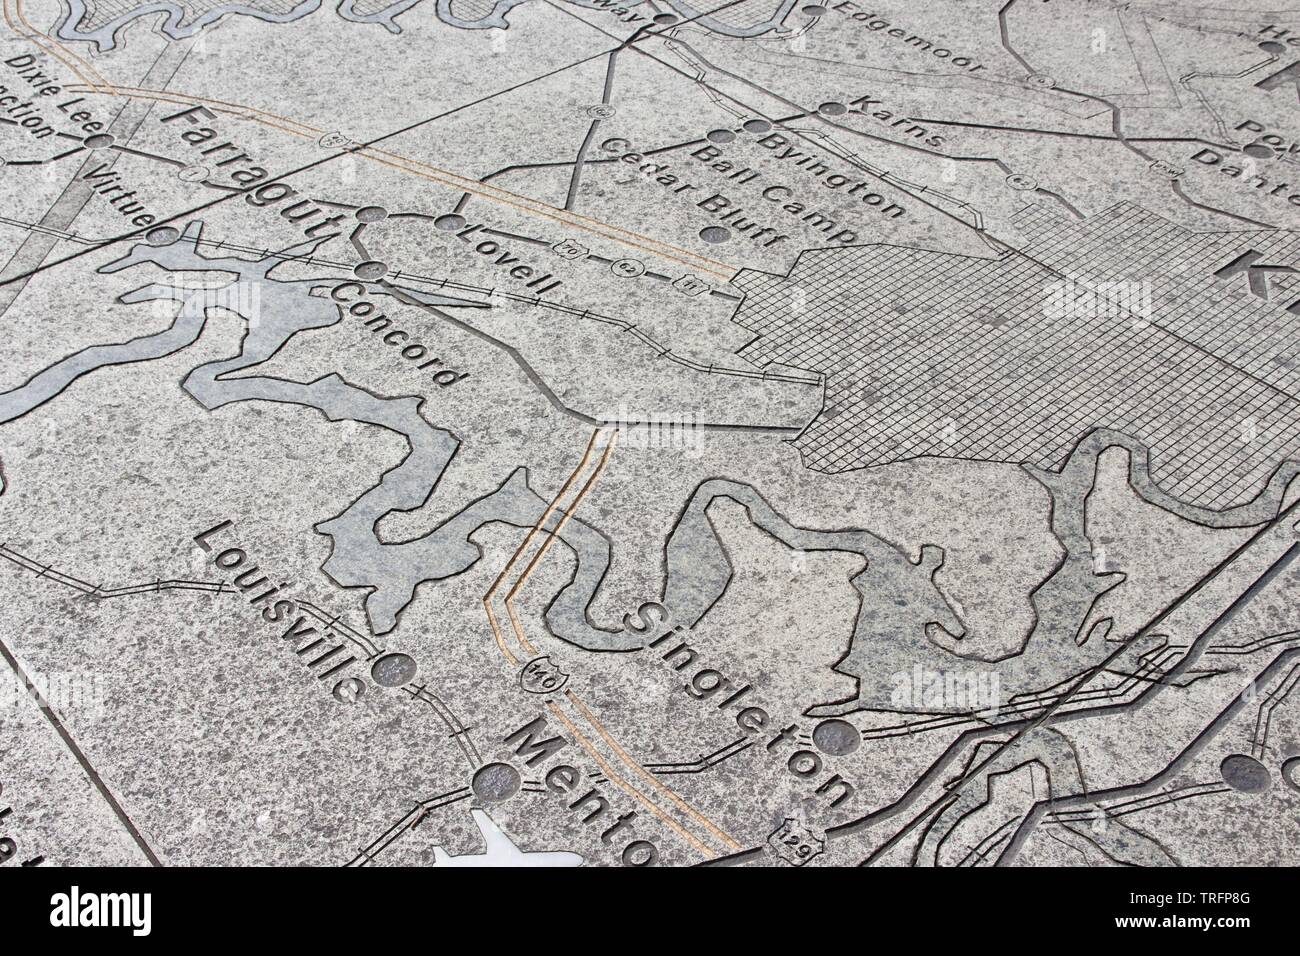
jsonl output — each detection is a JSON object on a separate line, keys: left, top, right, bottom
{"left": 430, "top": 809, "right": 584, "bottom": 867}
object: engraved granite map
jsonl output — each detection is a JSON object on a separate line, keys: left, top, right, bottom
{"left": 1, "top": 0, "right": 1299, "bottom": 868}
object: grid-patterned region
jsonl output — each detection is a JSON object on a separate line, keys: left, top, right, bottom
{"left": 445, "top": 0, "right": 506, "bottom": 22}
{"left": 75, "top": 0, "right": 308, "bottom": 31}
{"left": 679, "top": 0, "right": 792, "bottom": 28}
{"left": 731, "top": 203, "right": 1300, "bottom": 511}
{"left": 348, "top": 0, "right": 407, "bottom": 16}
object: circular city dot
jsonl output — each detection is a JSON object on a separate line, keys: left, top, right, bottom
{"left": 706, "top": 128, "right": 736, "bottom": 144}
{"left": 742, "top": 118, "right": 773, "bottom": 134}
{"left": 653, "top": 13, "right": 679, "bottom": 25}
{"left": 818, "top": 101, "right": 848, "bottom": 117}
{"left": 1220, "top": 753, "right": 1271, "bottom": 793}
{"left": 812, "top": 718, "right": 861, "bottom": 756}
{"left": 1243, "top": 143, "right": 1274, "bottom": 159}
{"left": 434, "top": 214, "right": 466, "bottom": 231}
{"left": 699, "top": 225, "right": 731, "bottom": 243}
{"left": 355, "top": 205, "right": 388, "bottom": 223}
{"left": 178, "top": 165, "right": 210, "bottom": 183}
{"left": 144, "top": 226, "right": 181, "bottom": 247}
{"left": 354, "top": 260, "right": 388, "bottom": 280}
{"left": 1282, "top": 756, "right": 1300, "bottom": 793}
{"left": 83, "top": 133, "right": 115, "bottom": 149}
{"left": 802, "top": 5, "right": 828, "bottom": 15}
{"left": 1260, "top": 40, "right": 1286, "bottom": 54}
{"left": 471, "top": 762, "right": 522, "bottom": 802}
{"left": 370, "top": 652, "right": 418, "bottom": 687}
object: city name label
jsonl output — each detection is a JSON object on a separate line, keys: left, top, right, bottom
{"left": 1, "top": 54, "right": 108, "bottom": 139}
{"left": 193, "top": 520, "right": 369, "bottom": 704}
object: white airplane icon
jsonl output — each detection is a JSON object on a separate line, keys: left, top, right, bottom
{"left": 431, "top": 809, "right": 584, "bottom": 867}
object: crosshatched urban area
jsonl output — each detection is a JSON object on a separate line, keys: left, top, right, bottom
{"left": 1, "top": 0, "right": 1299, "bottom": 868}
